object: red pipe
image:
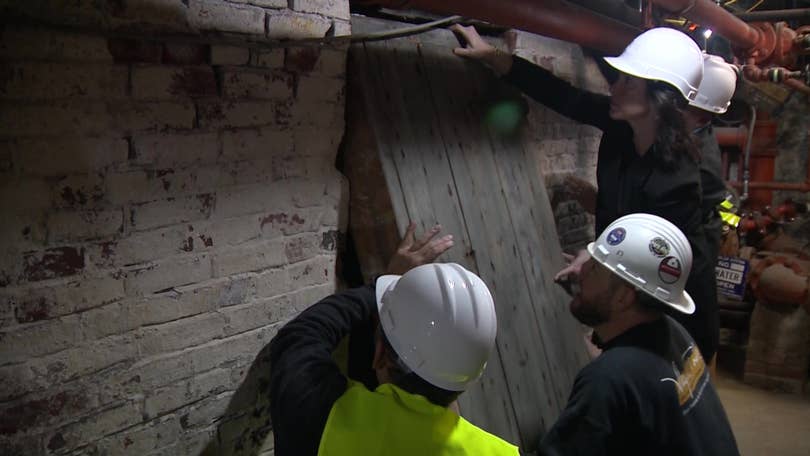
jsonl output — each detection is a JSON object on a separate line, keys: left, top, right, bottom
{"left": 354, "top": 0, "right": 640, "bottom": 54}
{"left": 730, "top": 181, "right": 810, "bottom": 191}
{"left": 715, "top": 126, "right": 749, "bottom": 150}
{"left": 650, "top": 0, "right": 760, "bottom": 50}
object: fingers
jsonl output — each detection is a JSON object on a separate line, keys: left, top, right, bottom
{"left": 562, "top": 252, "right": 575, "bottom": 263}
{"left": 554, "top": 265, "right": 573, "bottom": 283}
{"left": 424, "top": 234, "right": 454, "bottom": 259}
{"left": 412, "top": 224, "right": 442, "bottom": 251}
{"left": 400, "top": 222, "right": 417, "bottom": 250}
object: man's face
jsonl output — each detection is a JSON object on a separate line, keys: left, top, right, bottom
{"left": 569, "top": 258, "right": 616, "bottom": 326}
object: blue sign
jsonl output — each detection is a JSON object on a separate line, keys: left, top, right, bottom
{"left": 607, "top": 227, "right": 626, "bottom": 246}
{"left": 715, "top": 256, "right": 749, "bottom": 300}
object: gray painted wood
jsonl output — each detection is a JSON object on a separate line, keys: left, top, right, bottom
{"left": 348, "top": 15, "right": 589, "bottom": 451}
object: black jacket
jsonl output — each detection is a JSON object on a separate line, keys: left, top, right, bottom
{"left": 269, "top": 285, "right": 378, "bottom": 456}
{"left": 538, "top": 316, "right": 740, "bottom": 456}
{"left": 503, "top": 57, "right": 718, "bottom": 359}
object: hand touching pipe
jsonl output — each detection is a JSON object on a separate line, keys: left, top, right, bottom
{"left": 451, "top": 24, "right": 514, "bottom": 76}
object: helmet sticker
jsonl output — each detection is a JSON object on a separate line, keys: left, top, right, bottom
{"left": 658, "top": 256, "right": 682, "bottom": 284}
{"left": 606, "top": 227, "right": 626, "bottom": 246}
{"left": 649, "top": 237, "right": 670, "bottom": 257}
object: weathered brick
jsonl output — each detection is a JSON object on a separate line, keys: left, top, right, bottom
{"left": 287, "top": 254, "right": 334, "bottom": 289}
{"left": 107, "top": 167, "right": 229, "bottom": 205}
{"left": 48, "top": 402, "right": 142, "bottom": 453}
{"left": 236, "top": 0, "right": 287, "bottom": 8}
{"left": 108, "top": 0, "right": 190, "bottom": 33}
{"left": 221, "top": 67, "right": 294, "bottom": 100}
{"left": 108, "top": 38, "right": 163, "bottom": 63}
{"left": 126, "top": 284, "right": 218, "bottom": 328}
{"left": 162, "top": 43, "right": 210, "bottom": 65}
{"left": 291, "top": 0, "right": 350, "bottom": 20}
{"left": 254, "top": 267, "right": 291, "bottom": 298}
{"left": 131, "top": 132, "right": 220, "bottom": 168}
{"left": 284, "top": 232, "right": 321, "bottom": 263}
{"left": 0, "top": 101, "right": 194, "bottom": 137}
{"left": 124, "top": 254, "right": 213, "bottom": 295}
{"left": 132, "top": 66, "right": 218, "bottom": 99}
{"left": 21, "top": 246, "right": 85, "bottom": 283}
{"left": 293, "top": 125, "right": 342, "bottom": 157}
{"left": 189, "top": 324, "right": 276, "bottom": 374}
{"left": 212, "top": 239, "right": 285, "bottom": 277}
{"left": 52, "top": 173, "right": 105, "bottom": 209}
{"left": 296, "top": 74, "right": 344, "bottom": 105}
{"left": 99, "top": 416, "right": 182, "bottom": 455}
{"left": 0, "top": 177, "right": 51, "bottom": 212}
{"left": 211, "top": 45, "right": 250, "bottom": 66}
{"left": 0, "top": 62, "right": 128, "bottom": 100}
{"left": 314, "top": 47, "right": 347, "bottom": 78}
{"left": 47, "top": 209, "right": 123, "bottom": 243}
{"left": 214, "top": 180, "right": 324, "bottom": 219}
{"left": 139, "top": 312, "right": 227, "bottom": 357}
{"left": 0, "top": 362, "right": 38, "bottom": 401}
{"left": 123, "top": 351, "right": 193, "bottom": 392}
{"left": 221, "top": 127, "right": 293, "bottom": 161}
{"left": 144, "top": 368, "right": 232, "bottom": 419}
{"left": 0, "top": 26, "right": 113, "bottom": 62}
{"left": 0, "top": 214, "right": 46, "bottom": 257}
{"left": 0, "top": 315, "right": 82, "bottom": 364}
{"left": 129, "top": 193, "right": 214, "bottom": 232}
{"left": 220, "top": 294, "right": 290, "bottom": 336}
{"left": 266, "top": 11, "right": 332, "bottom": 40}
{"left": 189, "top": 0, "right": 266, "bottom": 35}
{"left": 284, "top": 46, "right": 320, "bottom": 73}
{"left": 10, "top": 137, "right": 129, "bottom": 176}
{"left": 7, "top": 275, "right": 124, "bottom": 324}
{"left": 332, "top": 19, "right": 351, "bottom": 37}
{"left": 0, "top": 387, "right": 97, "bottom": 437}
{"left": 251, "top": 49, "right": 285, "bottom": 68}
{"left": 288, "top": 282, "right": 334, "bottom": 313}
{"left": 78, "top": 301, "right": 136, "bottom": 341}
{"left": 206, "top": 214, "right": 261, "bottom": 247}
{"left": 197, "top": 99, "right": 291, "bottom": 128}
{"left": 91, "top": 223, "right": 208, "bottom": 267}
{"left": 258, "top": 206, "right": 323, "bottom": 239}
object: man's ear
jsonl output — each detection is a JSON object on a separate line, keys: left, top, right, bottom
{"left": 612, "top": 279, "right": 637, "bottom": 312}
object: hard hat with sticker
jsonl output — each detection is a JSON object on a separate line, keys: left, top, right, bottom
{"left": 606, "top": 227, "right": 626, "bottom": 246}
{"left": 649, "top": 237, "right": 670, "bottom": 257}
{"left": 658, "top": 256, "right": 682, "bottom": 284}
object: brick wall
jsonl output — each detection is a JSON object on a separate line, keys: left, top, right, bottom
{"left": 512, "top": 31, "right": 606, "bottom": 252}
{"left": 0, "top": 1, "right": 349, "bottom": 454}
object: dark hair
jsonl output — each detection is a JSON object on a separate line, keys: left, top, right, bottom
{"left": 646, "top": 81, "right": 700, "bottom": 170}
{"left": 377, "top": 328, "right": 461, "bottom": 407}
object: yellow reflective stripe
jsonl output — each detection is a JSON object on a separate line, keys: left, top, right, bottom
{"left": 719, "top": 199, "right": 734, "bottom": 210}
{"left": 719, "top": 211, "right": 740, "bottom": 227}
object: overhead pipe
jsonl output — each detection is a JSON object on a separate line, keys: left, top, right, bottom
{"left": 353, "top": 0, "right": 640, "bottom": 55}
{"left": 734, "top": 8, "right": 810, "bottom": 23}
{"left": 650, "top": 0, "right": 760, "bottom": 50}
{"left": 715, "top": 125, "right": 749, "bottom": 150}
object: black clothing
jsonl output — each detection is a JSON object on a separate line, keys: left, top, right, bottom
{"left": 269, "top": 285, "right": 377, "bottom": 456}
{"left": 504, "top": 56, "right": 718, "bottom": 359}
{"left": 538, "top": 316, "right": 740, "bottom": 456}
{"left": 695, "top": 124, "right": 727, "bottom": 217}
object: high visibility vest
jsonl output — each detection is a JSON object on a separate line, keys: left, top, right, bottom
{"left": 318, "top": 381, "right": 519, "bottom": 456}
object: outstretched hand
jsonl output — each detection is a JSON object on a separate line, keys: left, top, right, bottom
{"left": 554, "top": 249, "right": 590, "bottom": 283}
{"left": 386, "top": 222, "right": 454, "bottom": 275}
{"left": 451, "top": 24, "right": 514, "bottom": 75}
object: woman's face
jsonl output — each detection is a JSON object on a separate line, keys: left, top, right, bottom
{"left": 609, "top": 73, "right": 652, "bottom": 121}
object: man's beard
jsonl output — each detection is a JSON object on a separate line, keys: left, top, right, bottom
{"left": 570, "top": 295, "right": 610, "bottom": 327}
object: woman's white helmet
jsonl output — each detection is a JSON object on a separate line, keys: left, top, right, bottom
{"left": 587, "top": 213, "right": 695, "bottom": 314}
{"left": 689, "top": 54, "right": 738, "bottom": 114}
{"left": 375, "top": 263, "right": 498, "bottom": 391}
{"left": 604, "top": 27, "right": 704, "bottom": 103}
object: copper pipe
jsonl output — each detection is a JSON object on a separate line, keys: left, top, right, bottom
{"left": 650, "top": 0, "right": 761, "bottom": 50}
{"left": 353, "top": 0, "right": 640, "bottom": 54}
{"left": 735, "top": 9, "right": 810, "bottom": 22}
{"left": 729, "top": 181, "right": 810, "bottom": 191}
{"left": 715, "top": 126, "right": 749, "bottom": 149}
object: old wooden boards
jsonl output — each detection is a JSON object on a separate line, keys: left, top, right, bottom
{"left": 344, "top": 16, "right": 590, "bottom": 450}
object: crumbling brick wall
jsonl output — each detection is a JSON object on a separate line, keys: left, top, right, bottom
{"left": 512, "top": 31, "right": 606, "bottom": 252}
{"left": 0, "top": 1, "right": 349, "bottom": 454}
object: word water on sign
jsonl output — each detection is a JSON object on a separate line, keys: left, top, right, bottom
{"left": 715, "top": 256, "right": 749, "bottom": 300}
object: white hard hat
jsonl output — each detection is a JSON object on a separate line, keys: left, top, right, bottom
{"left": 375, "top": 263, "right": 497, "bottom": 391}
{"left": 604, "top": 27, "right": 704, "bottom": 102}
{"left": 689, "top": 54, "right": 738, "bottom": 114}
{"left": 587, "top": 213, "right": 695, "bottom": 314}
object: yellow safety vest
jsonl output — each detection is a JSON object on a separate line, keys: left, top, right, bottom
{"left": 318, "top": 381, "right": 519, "bottom": 456}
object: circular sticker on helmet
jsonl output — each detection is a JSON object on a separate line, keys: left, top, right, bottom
{"left": 658, "top": 256, "right": 682, "bottom": 284}
{"left": 606, "top": 227, "right": 626, "bottom": 246}
{"left": 649, "top": 237, "right": 670, "bottom": 257}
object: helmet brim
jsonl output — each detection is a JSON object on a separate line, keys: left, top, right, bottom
{"left": 586, "top": 242, "right": 696, "bottom": 315}
{"left": 375, "top": 274, "right": 401, "bottom": 311}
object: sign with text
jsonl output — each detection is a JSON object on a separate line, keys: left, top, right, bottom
{"left": 715, "top": 256, "right": 749, "bottom": 300}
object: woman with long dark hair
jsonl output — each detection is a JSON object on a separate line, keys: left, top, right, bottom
{"left": 453, "top": 26, "right": 719, "bottom": 363}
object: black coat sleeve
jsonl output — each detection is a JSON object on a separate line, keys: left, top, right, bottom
{"left": 537, "top": 363, "right": 628, "bottom": 456}
{"left": 269, "top": 285, "right": 377, "bottom": 456}
{"left": 503, "top": 56, "right": 614, "bottom": 131}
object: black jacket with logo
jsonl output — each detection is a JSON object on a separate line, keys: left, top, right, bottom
{"left": 538, "top": 316, "right": 739, "bottom": 456}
